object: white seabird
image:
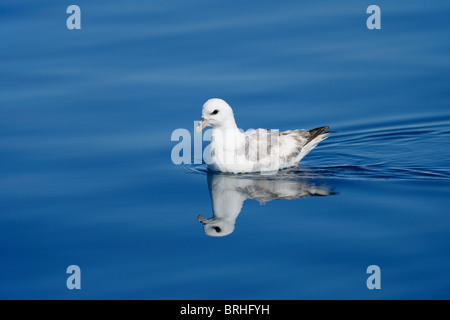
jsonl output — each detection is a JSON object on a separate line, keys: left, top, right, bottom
{"left": 196, "top": 98, "right": 331, "bottom": 173}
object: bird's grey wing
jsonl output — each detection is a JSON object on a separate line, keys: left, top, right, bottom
{"left": 243, "top": 129, "right": 280, "bottom": 162}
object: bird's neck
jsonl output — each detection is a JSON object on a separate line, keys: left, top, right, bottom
{"left": 212, "top": 118, "right": 240, "bottom": 135}
{"left": 210, "top": 118, "right": 245, "bottom": 155}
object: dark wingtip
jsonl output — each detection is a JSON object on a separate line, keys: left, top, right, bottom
{"left": 305, "top": 126, "right": 330, "bottom": 144}
{"left": 310, "top": 125, "right": 329, "bottom": 135}
{"left": 312, "top": 126, "right": 338, "bottom": 134}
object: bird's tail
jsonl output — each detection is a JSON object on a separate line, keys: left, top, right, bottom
{"left": 290, "top": 126, "right": 331, "bottom": 165}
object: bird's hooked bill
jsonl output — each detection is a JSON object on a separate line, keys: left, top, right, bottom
{"left": 197, "top": 215, "right": 211, "bottom": 224}
{"left": 195, "top": 119, "right": 209, "bottom": 134}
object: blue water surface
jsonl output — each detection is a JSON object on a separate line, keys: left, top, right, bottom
{"left": 0, "top": 0, "right": 449, "bottom": 299}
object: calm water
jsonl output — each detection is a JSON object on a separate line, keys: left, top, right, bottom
{"left": 1, "top": 0, "right": 450, "bottom": 299}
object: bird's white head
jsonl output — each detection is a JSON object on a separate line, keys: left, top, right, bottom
{"left": 195, "top": 98, "right": 236, "bottom": 133}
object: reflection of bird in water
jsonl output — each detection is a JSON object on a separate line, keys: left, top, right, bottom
{"left": 198, "top": 173, "right": 333, "bottom": 237}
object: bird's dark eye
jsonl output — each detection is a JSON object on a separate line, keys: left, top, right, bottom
{"left": 211, "top": 109, "right": 219, "bottom": 115}
{"left": 212, "top": 226, "right": 221, "bottom": 233}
